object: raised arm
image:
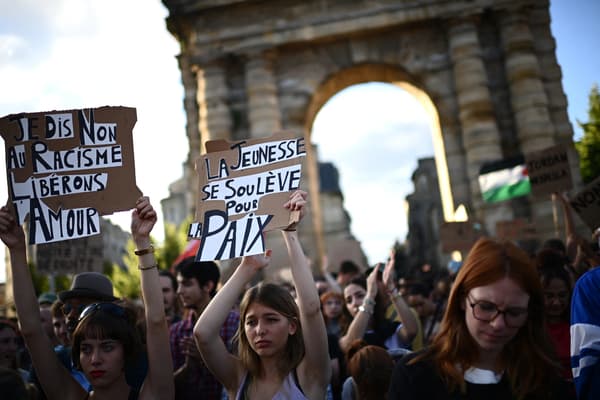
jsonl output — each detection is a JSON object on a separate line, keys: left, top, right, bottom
{"left": 194, "top": 251, "right": 270, "bottom": 394}
{"left": 131, "top": 197, "right": 174, "bottom": 400}
{"left": 282, "top": 191, "right": 331, "bottom": 396}
{"left": 339, "top": 267, "right": 377, "bottom": 353}
{"left": 0, "top": 206, "right": 85, "bottom": 400}
{"left": 321, "top": 255, "right": 342, "bottom": 294}
{"left": 553, "top": 192, "right": 582, "bottom": 262}
{"left": 382, "top": 254, "right": 417, "bottom": 343}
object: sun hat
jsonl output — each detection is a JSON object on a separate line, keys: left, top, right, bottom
{"left": 58, "top": 272, "right": 118, "bottom": 302}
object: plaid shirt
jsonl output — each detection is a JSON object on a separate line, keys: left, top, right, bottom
{"left": 170, "top": 308, "right": 239, "bottom": 400}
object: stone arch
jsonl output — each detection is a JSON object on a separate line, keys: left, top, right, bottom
{"left": 303, "top": 63, "right": 456, "bottom": 261}
{"left": 163, "top": 0, "right": 580, "bottom": 269}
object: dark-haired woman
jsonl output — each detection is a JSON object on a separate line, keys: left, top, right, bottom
{"left": 0, "top": 197, "right": 174, "bottom": 400}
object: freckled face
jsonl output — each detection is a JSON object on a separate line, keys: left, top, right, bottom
{"left": 79, "top": 338, "right": 125, "bottom": 387}
{"left": 244, "top": 302, "right": 296, "bottom": 358}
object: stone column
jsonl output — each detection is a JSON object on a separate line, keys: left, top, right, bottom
{"left": 448, "top": 16, "right": 512, "bottom": 233}
{"left": 499, "top": 9, "right": 557, "bottom": 239}
{"left": 245, "top": 50, "right": 282, "bottom": 138}
{"left": 499, "top": 10, "right": 556, "bottom": 153}
{"left": 178, "top": 55, "right": 201, "bottom": 218}
{"left": 196, "top": 60, "right": 233, "bottom": 153}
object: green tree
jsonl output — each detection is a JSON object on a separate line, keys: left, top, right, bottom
{"left": 105, "top": 217, "right": 191, "bottom": 299}
{"left": 575, "top": 84, "right": 600, "bottom": 183}
{"left": 156, "top": 216, "right": 192, "bottom": 270}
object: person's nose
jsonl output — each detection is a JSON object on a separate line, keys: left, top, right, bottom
{"left": 489, "top": 312, "right": 507, "bottom": 330}
{"left": 90, "top": 348, "right": 102, "bottom": 365}
{"left": 256, "top": 320, "right": 266, "bottom": 336}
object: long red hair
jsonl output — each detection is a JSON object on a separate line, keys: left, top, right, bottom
{"left": 412, "top": 238, "right": 558, "bottom": 399}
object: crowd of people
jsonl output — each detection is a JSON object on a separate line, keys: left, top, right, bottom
{"left": 0, "top": 190, "right": 599, "bottom": 400}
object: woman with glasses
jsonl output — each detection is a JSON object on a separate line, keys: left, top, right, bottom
{"left": 0, "top": 197, "right": 174, "bottom": 400}
{"left": 388, "top": 237, "right": 571, "bottom": 400}
{"left": 193, "top": 190, "right": 331, "bottom": 399}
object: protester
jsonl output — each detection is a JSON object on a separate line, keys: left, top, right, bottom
{"left": 158, "top": 269, "right": 181, "bottom": 325}
{"left": 570, "top": 258, "right": 600, "bottom": 400}
{"left": 0, "top": 319, "right": 27, "bottom": 382}
{"left": 536, "top": 249, "right": 573, "bottom": 382}
{"left": 194, "top": 190, "right": 331, "bottom": 399}
{"left": 388, "top": 237, "right": 571, "bottom": 399}
{"left": 337, "top": 260, "right": 362, "bottom": 288}
{"left": 341, "top": 339, "right": 394, "bottom": 400}
{"left": 58, "top": 271, "right": 119, "bottom": 337}
{"left": 406, "top": 282, "right": 441, "bottom": 346}
{"left": 1, "top": 197, "right": 174, "bottom": 400}
{"left": 170, "top": 257, "right": 239, "bottom": 400}
{"left": 339, "top": 261, "right": 417, "bottom": 353}
{"left": 321, "top": 291, "right": 348, "bottom": 337}
{"left": 50, "top": 301, "right": 69, "bottom": 347}
{"left": 320, "top": 290, "right": 349, "bottom": 400}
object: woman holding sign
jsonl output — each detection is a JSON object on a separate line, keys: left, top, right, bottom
{"left": 0, "top": 197, "right": 174, "bottom": 400}
{"left": 194, "top": 190, "right": 331, "bottom": 399}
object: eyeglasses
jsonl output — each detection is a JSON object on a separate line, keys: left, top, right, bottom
{"left": 467, "top": 297, "right": 528, "bottom": 328}
{"left": 77, "top": 303, "right": 126, "bottom": 324}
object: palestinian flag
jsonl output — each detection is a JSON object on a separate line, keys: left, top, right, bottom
{"left": 478, "top": 156, "right": 531, "bottom": 203}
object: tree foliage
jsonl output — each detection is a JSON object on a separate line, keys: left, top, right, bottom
{"left": 575, "top": 84, "right": 600, "bottom": 184}
{"left": 105, "top": 217, "right": 191, "bottom": 299}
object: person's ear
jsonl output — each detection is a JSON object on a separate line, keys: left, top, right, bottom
{"left": 203, "top": 280, "right": 215, "bottom": 294}
{"left": 288, "top": 318, "right": 298, "bottom": 336}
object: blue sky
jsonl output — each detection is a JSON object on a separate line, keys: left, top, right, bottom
{"left": 0, "top": 0, "right": 598, "bottom": 279}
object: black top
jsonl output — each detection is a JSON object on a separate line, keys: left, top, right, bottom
{"left": 388, "top": 352, "right": 573, "bottom": 400}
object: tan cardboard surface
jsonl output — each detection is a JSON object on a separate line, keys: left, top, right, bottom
{"left": 0, "top": 106, "right": 141, "bottom": 244}
{"left": 495, "top": 218, "right": 537, "bottom": 241}
{"left": 525, "top": 144, "right": 573, "bottom": 197}
{"left": 326, "top": 238, "right": 367, "bottom": 273}
{"left": 440, "top": 221, "right": 485, "bottom": 253}
{"left": 191, "top": 132, "right": 306, "bottom": 261}
{"left": 569, "top": 175, "right": 600, "bottom": 231}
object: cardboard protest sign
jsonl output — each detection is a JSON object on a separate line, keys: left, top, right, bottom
{"left": 36, "top": 235, "right": 103, "bottom": 274}
{"left": 189, "top": 132, "right": 306, "bottom": 261}
{"left": 525, "top": 144, "right": 573, "bottom": 197}
{"left": 0, "top": 106, "right": 141, "bottom": 244}
{"left": 569, "top": 175, "right": 600, "bottom": 231}
{"left": 495, "top": 218, "right": 537, "bottom": 241}
{"left": 326, "top": 238, "right": 367, "bottom": 273}
{"left": 439, "top": 221, "right": 485, "bottom": 253}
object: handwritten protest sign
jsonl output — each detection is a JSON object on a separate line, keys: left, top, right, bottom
{"left": 189, "top": 132, "right": 306, "bottom": 261}
{"left": 0, "top": 107, "right": 141, "bottom": 244}
{"left": 525, "top": 144, "right": 573, "bottom": 197}
{"left": 569, "top": 175, "right": 600, "bottom": 231}
{"left": 439, "top": 221, "right": 485, "bottom": 253}
{"left": 495, "top": 218, "right": 537, "bottom": 241}
{"left": 326, "top": 238, "right": 367, "bottom": 273}
{"left": 36, "top": 235, "right": 103, "bottom": 274}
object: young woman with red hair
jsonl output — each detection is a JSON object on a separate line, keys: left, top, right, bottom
{"left": 388, "top": 237, "right": 572, "bottom": 399}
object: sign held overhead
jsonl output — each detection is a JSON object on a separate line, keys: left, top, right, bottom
{"left": 190, "top": 132, "right": 306, "bottom": 261}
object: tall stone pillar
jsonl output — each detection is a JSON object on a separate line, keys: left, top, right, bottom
{"left": 245, "top": 50, "right": 282, "bottom": 138}
{"left": 196, "top": 60, "right": 233, "bottom": 153}
{"left": 448, "top": 17, "right": 512, "bottom": 233}
{"left": 500, "top": 10, "right": 556, "bottom": 239}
